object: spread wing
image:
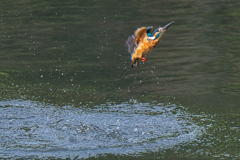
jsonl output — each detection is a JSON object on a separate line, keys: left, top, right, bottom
{"left": 134, "top": 27, "right": 148, "bottom": 45}
{"left": 125, "top": 35, "right": 136, "bottom": 54}
{"left": 125, "top": 27, "right": 148, "bottom": 54}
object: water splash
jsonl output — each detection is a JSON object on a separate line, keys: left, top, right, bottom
{"left": 0, "top": 100, "right": 204, "bottom": 159}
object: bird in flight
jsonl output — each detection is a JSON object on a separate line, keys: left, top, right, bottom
{"left": 126, "top": 21, "right": 174, "bottom": 69}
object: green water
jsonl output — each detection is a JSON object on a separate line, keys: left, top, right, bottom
{"left": 0, "top": 0, "right": 240, "bottom": 159}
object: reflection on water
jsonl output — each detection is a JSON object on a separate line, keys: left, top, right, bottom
{"left": 0, "top": 100, "right": 203, "bottom": 159}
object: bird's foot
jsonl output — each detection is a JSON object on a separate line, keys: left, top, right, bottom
{"left": 140, "top": 57, "right": 146, "bottom": 62}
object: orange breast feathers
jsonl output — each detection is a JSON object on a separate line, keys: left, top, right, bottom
{"left": 131, "top": 28, "right": 160, "bottom": 59}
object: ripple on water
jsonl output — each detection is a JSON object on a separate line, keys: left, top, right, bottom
{"left": 0, "top": 100, "right": 204, "bottom": 159}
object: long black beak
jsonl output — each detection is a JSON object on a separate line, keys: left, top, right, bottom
{"left": 162, "top": 21, "right": 174, "bottom": 31}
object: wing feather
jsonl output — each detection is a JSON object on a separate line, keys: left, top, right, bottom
{"left": 125, "top": 27, "right": 147, "bottom": 54}
{"left": 125, "top": 35, "right": 136, "bottom": 54}
{"left": 134, "top": 27, "right": 147, "bottom": 45}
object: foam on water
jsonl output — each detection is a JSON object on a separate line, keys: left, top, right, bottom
{"left": 0, "top": 100, "right": 204, "bottom": 159}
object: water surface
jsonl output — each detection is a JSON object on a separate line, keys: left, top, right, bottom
{"left": 0, "top": 0, "right": 240, "bottom": 159}
{"left": 0, "top": 100, "right": 203, "bottom": 159}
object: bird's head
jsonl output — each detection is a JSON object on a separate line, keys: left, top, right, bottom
{"left": 153, "top": 21, "right": 174, "bottom": 39}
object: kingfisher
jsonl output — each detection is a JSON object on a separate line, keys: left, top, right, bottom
{"left": 126, "top": 21, "right": 174, "bottom": 69}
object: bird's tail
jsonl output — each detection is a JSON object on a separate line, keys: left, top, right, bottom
{"left": 131, "top": 58, "right": 139, "bottom": 69}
